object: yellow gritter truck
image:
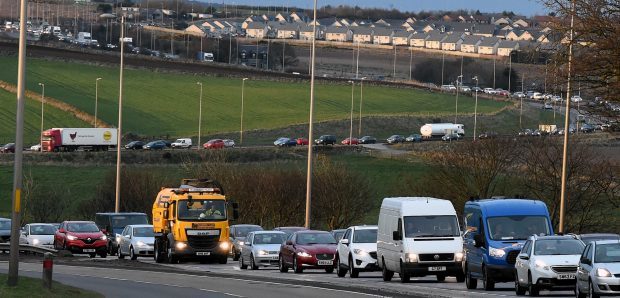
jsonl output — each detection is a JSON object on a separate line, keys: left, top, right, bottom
{"left": 152, "top": 179, "right": 238, "bottom": 264}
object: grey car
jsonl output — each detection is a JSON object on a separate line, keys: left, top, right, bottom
{"left": 576, "top": 240, "right": 620, "bottom": 297}
{"left": 0, "top": 218, "right": 11, "bottom": 243}
{"left": 239, "top": 231, "right": 287, "bottom": 270}
{"left": 116, "top": 224, "right": 155, "bottom": 260}
{"left": 230, "top": 224, "right": 263, "bottom": 261}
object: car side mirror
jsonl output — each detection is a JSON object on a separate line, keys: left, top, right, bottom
{"left": 392, "top": 231, "right": 402, "bottom": 241}
{"left": 473, "top": 234, "right": 485, "bottom": 248}
{"left": 581, "top": 258, "right": 591, "bottom": 265}
{"left": 286, "top": 240, "right": 293, "bottom": 245}
{"left": 519, "top": 254, "right": 529, "bottom": 260}
{"left": 340, "top": 239, "right": 349, "bottom": 245}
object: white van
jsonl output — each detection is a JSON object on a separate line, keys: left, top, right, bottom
{"left": 171, "top": 138, "right": 192, "bottom": 149}
{"left": 377, "top": 197, "right": 465, "bottom": 283}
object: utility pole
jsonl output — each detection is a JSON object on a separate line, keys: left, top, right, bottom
{"left": 95, "top": 78, "right": 102, "bottom": 127}
{"left": 559, "top": 0, "right": 575, "bottom": 234}
{"left": 508, "top": 52, "right": 512, "bottom": 92}
{"left": 409, "top": 48, "right": 413, "bottom": 81}
{"left": 305, "top": 0, "right": 318, "bottom": 229}
{"left": 240, "top": 78, "right": 248, "bottom": 144}
{"left": 473, "top": 76, "right": 479, "bottom": 141}
{"left": 358, "top": 77, "right": 366, "bottom": 136}
{"left": 455, "top": 75, "right": 462, "bottom": 123}
{"left": 38, "top": 83, "right": 45, "bottom": 150}
{"left": 8, "top": 0, "right": 28, "bottom": 286}
{"left": 355, "top": 41, "right": 360, "bottom": 79}
{"left": 493, "top": 58, "right": 496, "bottom": 89}
{"left": 348, "top": 80, "right": 354, "bottom": 145}
{"left": 197, "top": 82, "right": 203, "bottom": 148}
{"left": 441, "top": 51, "right": 445, "bottom": 86}
{"left": 114, "top": 16, "right": 125, "bottom": 214}
{"left": 392, "top": 47, "right": 396, "bottom": 79}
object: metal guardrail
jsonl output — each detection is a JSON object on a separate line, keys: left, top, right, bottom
{"left": 0, "top": 243, "right": 58, "bottom": 255}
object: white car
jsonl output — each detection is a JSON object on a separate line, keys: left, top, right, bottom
{"left": 223, "top": 139, "right": 236, "bottom": 148}
{"left": 513, "top": 92, "right": 526, "bottom": 99}
{"left": 483, "top": 88, "right": 496, "bottom": 94}
{"left": 571, "top": 95, "right": 584, "bottom": 102}
{"left": 239, "top": 231, "right": 287, "bottom": 270}
{"left": 336, "top": 225, "right": 379, "bottom": 278}
{"left": 532, "top": 92, "right": 545, "bottom": 100}
{"left": 441, "top": 85, "right": 457, "bottom": 91}
{"left": 515, "top": 235, "right": 585, "bottom": 296}
{"left": 116, "top": 224, "right": 155, "bottom": 260}
{"left": 20, "top": 223, "right": 57, "bottom": 248}
{"left": 171, "top": 138, "right": 192, "bottom": 149}
{"left": 30, "top": 144, "right": 41, "bottom": 151}
{"left": 576, "top": 240, "right": 620, "bottom": 297}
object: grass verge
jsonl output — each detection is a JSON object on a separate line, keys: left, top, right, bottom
{"left": 0, "top": 273, "right": 104, "bottom": 298}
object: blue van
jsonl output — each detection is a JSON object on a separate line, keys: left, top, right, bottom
{"left": 462, "top": 199, "right": 553, "bottom": 290}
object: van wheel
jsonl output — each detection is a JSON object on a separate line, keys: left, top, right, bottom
{"left": 483, "top": 265, "right": 495, "bottom": 290}
{"left": 399, "top": 261, "right": 411, "bottom": 283}
{"left": 336, "top": 257, "right": 347, "bottom": 277}
{"left": 382, "top": 259, "right": 394, "bottom": 281}
{"left": 436, "top": 274, "right": 446, "bottom": 282}
{"left": 465, "top": 263, "right": 477, "bottom": 289}
{"left": 456, "top": 271, "right": 465, "bottom": 283}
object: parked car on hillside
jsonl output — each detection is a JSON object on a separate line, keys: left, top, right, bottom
{"left": 580, "top": 123, "right": 595, "bottom": 133}
{"left": 204, "top": 139, "right": 225, "bottom": 149}
{"left": 296, "top": 138, "right": 309, "bottom": 146}
{"left": 279, "top": 230, "right": 337, "bottom": 274}
{"left": 341, "top": 137, "right": 359, "bottom": 145}
{"left": 575, "top": 240, "right": 620, "bottom": 297}
{"left": 223, "top": 139, "right": 236, "bottom": 148}
{"left": 125, "top": 141, "right": 144, "bottom": 150}
{"left": 274, "top": 137, "right": 297, "bottom": 147}
{"left": 512, "top": 92, "right": 526, "bottom": 99}
{"left": 116, "top": 224, "right": 155, "bottom": 260}
{"left": 1, "top": 143, "right": 16, "bottom": 153}
{"left": 442, "top": 133, "right": 461, "bottom": 141}
{"left": 484, "top": 88, "right": 497, "bottom": 94}
{"left": 441, "top": 85, "right": 457, "bottom": 91}
{"left": 571, "top": 95, "right": 583, "bottom": 102}
{"left": 359, "top": 136, "right": 376, "bottom": 144}
{"left": 54, "top": 221, "right": 107, "bottom": 258}
{"left": 144, "top": 140, "right": 166, "bottom": 150}
{"left": 543, "top": 102, "right": 553, "bottom": 109}
{"left": 478, "top": 131, "right": 498, "bottom": 139}
{"left": 239, "top": 231, "right": 287, "bottom": 270}
{"left": 230, "top": 224, "right": 264, "bottom": 261}
{"left": 532, "top": 92, "right": 545, "bottom": 100}
{"left": 314, "top": 135, "right": 336, "bottom": 145}
{"left": 459, "top": 85, "right": 471, "bottom": 92}
{"left": 386, "top": 135, "right": 405, "bottom": 144}
{"left": 405, "top": 134, "right": 422, "bottom": 142}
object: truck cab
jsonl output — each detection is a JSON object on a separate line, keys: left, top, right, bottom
{"left": 152, "top": 179, "right": 238, "bottom": 264}
{"left": 462, "top": 198, "right": 554, "bottom": 290}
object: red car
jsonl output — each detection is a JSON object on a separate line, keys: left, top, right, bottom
{"left": 296, "top": 138, "right": 309, "bottom": 146}
{"left": 54, "top": 221, "right": 108, "bottom": 258}
{"left": 279, "top": 230, "right": 337, "bottom": 274}
{"left": 341, "top": 137, "right": 359, "bottom": 145}
{"left": 203, "top": 139, "right": 224, "bottom": 149}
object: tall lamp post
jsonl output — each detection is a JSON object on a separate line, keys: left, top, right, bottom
{"left": 95, "top": 77, "right": 101, "bottom": 127}
{"left": 455, "top": 75, "right": 462, "bottom": 123}
{"left": 472, "top": 77, "right": 479, "bottom": 141}
{"left": 240, "top": 78, "right": 248, "bottom": 145}
{"left": 114, "top": 16, "right": 125, "bottom": 214}
{"left": 358, "top": 77, "right": 366, "bottom": 137}
{"left": 348, "top": 80, "right": 354, "bottom": 145}
{"left": 305, "top": 0, "right": 318, "bottom": 229}
{"left": 38, "top": 83, "right": 45, "bottom": 150}
{"left": 196, "top": 82, "right": 203, "bottom": 148}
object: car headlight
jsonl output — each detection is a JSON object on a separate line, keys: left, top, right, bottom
{"left": 176, "top": 242, "right": 187, "bottom": 250}
{"left": 353, "top": 249, "right": 368, "bottom": 256}
{"left": 258, "top": 250, "right": 268, "bottom": 256}
{"left": 297, "top": 251, "right": 312, "bottom": 258}
{"left": 219, "top": 242, "right": 230, "bottom": 250}
{"left": 32, "top": 239, "right": 40, "bottom": 245}
{"left": 136, "top": 241, "right": 147, "bottom": 247}
{"left": 455, "top": 252, "right": 464, "bottom": 262}
{"left": 596, "top": 268, "right": 612, "bottom": 277}
{"left": 66, "top": 235, "right": 78, "bottom": 241}
{"left": 406, "top": 253, "right": 418, "bottom": 263}
{"left": 535, "top": 259, "right": 549, "bottom": 270}
{"left": 100, "top": 235, "right": 107, "bottom": 241}
{"left": 238, "top": 241, "right": 244, "bottom": 246}
{"left": 489, "top": 247, "right": 506, "bottom": 258}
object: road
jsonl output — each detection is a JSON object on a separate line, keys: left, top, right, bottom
{"left": 0, "top": 261, "right": 385, "bottom": 298}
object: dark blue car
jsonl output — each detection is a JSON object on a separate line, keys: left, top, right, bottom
{"left": 144, "top": 140, "right": 166, "bottom": 150}
{"left": 274, "top": 137, "right": 297, "bottom": 147}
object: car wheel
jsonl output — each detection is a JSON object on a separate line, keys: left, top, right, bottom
{"left": 456, "top": 271, "right": 465, "bottom": 283}
{"left": 239, "top": 255, "right": 248, "bottom": 269}
{"left": 232, "top": 247, "right": 240, "bottom": 261}
{"left": 349, "top": 256, "right": 359, "bottom": 278}
{"left": 382, "top": 259, "right": 394, "bottom": 281}
{"left": 336, "top": 256, "right": 347, "bottom": 277}
{"left": 218, "top": 255, "right": 228, "bottom": 264}
{"left": 278, "top": 255, "right": 289, "bottom": 273}
{"left": 325, "top": 267, "right": 334, "bottom": 274}
{"left": 118, "top": 246, "right": 125, "bottom": 259}
{"left": 108, "top": 243, "right": 116, "bottom": 256}
{"left": 89, "top": 253, "right": 96, "bottom": 258}
{"left": 483, "top": 265, "right": 495, "bottom": 291}
{"left": 589, "top": 280, "right": 600, "bottom": 298}
{"left": 250, "top": 254, "right": 258, "bottom": 270}
{"left": 130, "top": 246, "right": 137, "bottom": 260}
{"left": 528, "top": 272, "right": 539, "bottom": 296}
{"left": 575, "top": 281, "right": 586, "bottom": 298}
{"left": 99, "top": 251, "right": 107, "bottom": 258}
{"left": 436, "top": 274, "right": 446, "bottom": 282}
{"left": 515, "top": 271, "right": 527, "bottom": 296}
{"left": 399, "top": 261, "right": 410, "bottom": 283}
{"left": 293, "top": 257, "right": 303, "bottom": 274}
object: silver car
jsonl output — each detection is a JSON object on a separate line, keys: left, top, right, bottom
{"left": 576, "top": 240, "right": 620, "bottom": 297}
{"left": 239, "top": 231, "right": 287, "bottom": 270}
{"left": 116, "top": 224, "right": 155, "bottom": 260}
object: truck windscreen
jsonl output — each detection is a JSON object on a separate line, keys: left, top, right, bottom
{"left": 177, "top": 200, "right": 227, "bottom": 221}
{"left": 487, "top": 216, "right": 550, "bottom": 240}
{"left": 404, "top": 215, "right": 460, "bottom": 238}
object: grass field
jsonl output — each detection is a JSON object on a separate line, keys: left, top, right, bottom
{"left": 0, "top": 273, "right": 103, "bottom": 298}
{"left": 0, "top": 89, "right": 89, "bottom": 144}
{"left": 0, "top": 57, "right": 509, "bottom": 139}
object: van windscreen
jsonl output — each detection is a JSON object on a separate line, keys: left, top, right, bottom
{"left": 404, "top": 216, "right": 460, "bottom": 238}
{"left": 487, "top": 216, "right": 550, "bottom": 240}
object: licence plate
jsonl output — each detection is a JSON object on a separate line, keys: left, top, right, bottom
{"left": 271, "top": 256, "right": 279, "bottom": 260}
{"left": 83, "top": 249, "right": 96, "bottom": 253}
{"left": 196, "top": 252, "right": 211, "bottom": 256}
{"left": 428, "top": 266, "right": 446, "bottom": 271}
{"left": 558, "top": 273, "right": 576, "bottom": 280}
{"left": 317, "top": 260, "right": 333, "bottom": 266}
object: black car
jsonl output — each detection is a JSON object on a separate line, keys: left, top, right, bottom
{"left": 144, "top": 140, "right": 166, "bottom": 150}
{"left": 314, "top": 135, "right": 337, "bottom": 145}
{"left": 229, "top": 224, "right": 263, "bottom": 261}
{"left": 125, "top": 141, "right": 145, "bottom": 150}
{"left": 386, "top": 135, "right": 405, "bottom": 144}
{"left": 359, "top": 136, "right": 377, "bottom": 144}
{"left": 94, "top": 212, "right": 149, "bottom": 256}
{"left": 478, "top": 131, "right": 498, "bottom": 139}
{"left": 1, "top": 143, "right": 16, "bottom": 153}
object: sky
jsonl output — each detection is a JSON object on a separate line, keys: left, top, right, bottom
{"left": 208, "top": 0, "right": 549, "bottom": 17}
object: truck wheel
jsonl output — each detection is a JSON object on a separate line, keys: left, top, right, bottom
{"left": 465, "top": 263, "right": 477, "bottom": 289}
{"left": 167, "top": 243, "right": 178, "bottom": 264}
{"left": 218, "top": 254, "right": 228, "bottom": 264}
{"left": 154, "top": 241, "right": 166, "bottom": 263}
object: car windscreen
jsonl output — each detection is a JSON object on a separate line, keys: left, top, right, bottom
{"left": 177, "top": 200, "right": 226, "bottom": 221}
{"left": 0, "top": 220, "right": 10, "bottom": 230}
{"left": 30, "top": 225, "right": 57, "bottom": 235}
{"left": 404, "top": 215, "right": 460, "bottom": 238}
{"left": 67, "top": 223, "right": 100, "bottom": 233}
{"left": 595, "top": 244, "right": 620, "bottom": 263}
{"left": 533, "top": 239, "right": 585, "bottom": 255}
{"left": 353, "top": 229, "right": 377, "bottom": 243}
{"left": 487, "top": 216, "right": 550, "bottom": 240}
{"left": 297, "top": 233, "right": 337, "bottom": 245}
{"left": 253, "top": 233, "right": 286, "bottom": 245}
{"left": 234, "top": 226, "right": 262, "bottom": 237}
{"left": 111, "top": 215, "right": 148, "bottom": 229}
{"left": 133, "top": 227, "right": 154, "bottom": 237}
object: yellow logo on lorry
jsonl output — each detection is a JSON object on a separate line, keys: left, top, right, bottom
{"left": 103, "top": 131, "right": 112, "bottom": 141}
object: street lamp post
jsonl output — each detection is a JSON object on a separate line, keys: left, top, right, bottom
{"left": 114, "top": 16, "right": 125, "bottom": 214}
{"left": 455, "top": 75, "right": 462, "bottom": 123}
{"left": 196, "top": 82, "right": 203, "bottom": 148}
{"left": 95, "top": 77, "right": 102, "bottom": 127}
{"left": 358, "top": 77, "right": 366, "bottom": 137}
{"left": 38, "top": 83, "right": 45, "bottom": 150}
{"left": 305, "top": 0, "right": 318, "bottom": 229}
{"left": 348, "top": 80, "right": 354, "bottom": 145}
{"left": 240, "top": 78, "right": 248, "bottom": 145}
{"left": 472, "top": 76, "right": 479, "bottom": 141}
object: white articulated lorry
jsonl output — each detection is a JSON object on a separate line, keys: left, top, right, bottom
{"left": 42, "top": 128, "right": 118, "bottom": 152}
{"left": 420, "top": 123, "right": 465, "bottom": 138}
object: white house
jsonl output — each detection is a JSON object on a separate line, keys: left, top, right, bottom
{"left": 372, "top": 28, "right": 394, "bottom": 45}
{"left": 246, "top": 22, "right": 269, "bottom": 39}
{"left": 299, "top": 24, "right": 324, "bottom": 40}
{"left": 441, "top": 33, "right": 464, "bottom": 51}
{"left": 392, "top": 30, "right": 414, "bottom": 46}
{"left": 478, "top": 37, "right": 501, "bottom": 55}
{"left": 460, "top": 35, "right": 483, "bottom": 53}
{"left": 410, "top": 32, "right": 429, "bottom": 47}
{"left": 497, "top": 40, "right": 519, "bottom": 56}
{"left": 424, "top": 32, "right": 447, "bottom": 49}
{"left": 352, "top": 27, "right": 373, "bottom": 44}
{"left": 325, "top": 27, "right": 352, "bottom": 42}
